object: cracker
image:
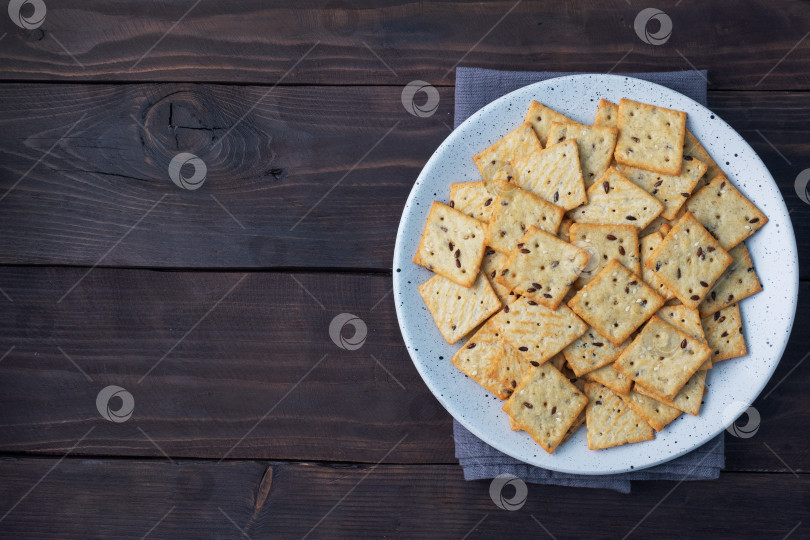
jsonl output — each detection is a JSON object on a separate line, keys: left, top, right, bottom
{"left": 584, "top": 382, "right": 655, "bottom": 449}
{"left": 683, "top": 130, "right": 723, "bottom": 191}
{"left": 568, "top": 167, "right": 664, "bottom": 230}
{"left": 413, "top": 201, "right": 487, "bottom": 287}
{"left": 613, "top": 316, "right": 712, "bottom": 401}
{"left": 449, "top": 181, "right": 495, "bottom": 223}
{"left": 549, "top": 352, "right": 567, "bottom": 372}
{"left": 569, "top": 223, "right": 640, "bottom": 288}
{"left": 698, "top": 242, "right": 762, "bottom": 318}
{"left": 560, "top": 361, "right": 589, "bottom": 440}
{"left": 567, "top": 259, "right": 665, "bottom": 346}
{"left": 495, "top": 226, "right": 589, "bottom": 309}
{"left": 640, "top": 231, "right": 676, "bottom": 301}
{"left": 657, "top": 303, "right": 711, "bottom": 370}
{"left": 450, "top": 318, "right": 501, "bottom": 381}
{"left": 524, "top": 100, "right": 578, "bottom": 145}
{"left": 684, "top": 174, "right": 768, "bottom": 250}
{"left": 484, "top": 345, "right": 536, "bottom": 400}
{"left": 618, "top": 157, "right": 707, "bottom": 220}
{"left": 617, "top": 387, "right": 682, "bottom": 431}
{"left": 644, "top": 211, "right": 733, "bottom": 309}
{"left": 702, "top": 304, "right": 747, "bottom": 362}
{"left": 560, "top": 371, "right": 587, "bottom": 444}
{"left": 635, "top": 369, "right": 706, "bottom": 416}
{"left": 485, "top": 182, "right": 565, "bottom": 254}
{"left": 418, "top": 272, "right": 501, "bottom": 344}
{"left": 656, "top": 305, "right": 706, "bottom": 343}
{"left": 450, "top": 317, "right": 528, "bottom": 399}
{"left": 546, "top": 122, "right": 619, "bottom": 187}
{"left": 562, "top": 410, "right": 587, "bottom": 444}
{"left": 480, "top": 248, "right": 519, "bottom": 306}
{"left": 558, "top": 217, "right": 573, "bottom": 243}
{"left": 494, "top": 296, "right": 588, "bottom": 364}
{"left": 614, "top": 98, "right": 686, "bottom": 175}
{"left": 593, "top": 99, "right": 618, "bottom": 128}
{"left": 584, "top": 363, "right": 632, "bottom": 395}
{"left": 473, "top": 122, "right": 543, "bottom": 182}
{"left": 502, "top": 362, "right": 589, "bottom": 454}
{"left": 512, "top": 139, "right": 588, "bottom": 210}
{"left": 562, "top": 326, "right": 629, "bottom": 377}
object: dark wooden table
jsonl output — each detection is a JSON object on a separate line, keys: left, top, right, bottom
{"left": 0, "top": 1, "right": 808, "bottom": 538}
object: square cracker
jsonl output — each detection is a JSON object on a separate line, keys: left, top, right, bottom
{"left": 546, "top": 122, "right": 619, "bottom": 187}
{"left": 413, "top": 201, "right": 487, "bottom": 287}
{"left": 562, "top": 326, "right": 629, "bottom": 377}
{"left": 584, "top": 382, "right": 655, "bottom": 449}
{"left": 494, "top": 296, "right": 588, "bottom": 364}
{"left": 568, "top": 258, "right": 665, "bottom": 346}
{"left": 597, "top": 99, "right": 716, "bottom": 184}
{"left": 685, "top": 174, "right": 768, "bottom": 250}
{"left": 568, "top": 167, "right": 664, "bottom": 230}
{"left": 656, "top": 305, "right": 706, "bottom": 343}
{"left": 450, "top": 317, "right": 531, "bottom": 399}
{"left": 473, "top": 122, "right": 543, "bottom": 182}
{"left": 449, "top": 318, "right": 507, "bottom": 393}
{"left": 496, "top": 226, "right": 589, "bottom": 309}
{"left": 617, "top": 387, "right": 682, "bottom": 431}
{"left": 418, "top": 272, "right": 501, "bottom": 344}
{"left": 640, "top": 231, "right": 676, "bottom": 301}
{"left": 485, "top": 182, "right": 565, "bottom": 255}
{"left": 569, "top": 223, "right": 641, "bottom": 288}
{"left": 449, "top": 181, "right": 495, "bottom": 223}
{"left": 657, "top": 303, "right": 711, "bottom": 370}
{"left": 698, "top": 242, "right": 762, "bottom": 318}
{"left": 614, "top": 98, "right": 686, "bottom": 175}
{"left": 524, "top": 100, "right": 578, "bottom": 145}
{"left": 480, "top": 248, "right": 519, "bottom": 306}
{"left": 594, "top": 99, "right": 619, "bottom": 128}
{"left": 618, "top": 157, "right": 707, "bottom": 220}
{"left": 512, "top": 139, "right": 588, "bottom": 210}
{"left": 684, "top": 130, "right": 723, "bottom": 191}
{"left": 635, "top": 369, "right": 706, "bottom": 416}
{"left": 502, "top": 362, "right": 589, "bottom": 454}
{"left": 557, "top": 361, "right": 588, "bottom": 443}
{"left": 644, "top": 211, "right": 733, "bottom": 309}
{"left": 702, "top": 304, "right": 747, "bottom": 362}
{"left": 613, "top": 316, "right": 712, "bottom": 401}
{"left": 584, "top": 363, "right": 632, "bottom": 395}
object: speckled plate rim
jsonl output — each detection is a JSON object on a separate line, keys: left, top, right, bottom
{"left": 392, "top": 74, "right": 798, "bottom": 475}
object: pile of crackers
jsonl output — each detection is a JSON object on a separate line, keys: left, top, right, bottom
{"left": 413, "top": 98, "right": 768, "bottom": 454}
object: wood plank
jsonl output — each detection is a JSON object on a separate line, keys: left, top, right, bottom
{"left": 0, "top": 1, "right": 808, "bottom": 90}
{"left": 0, "top": 83, "right": 452, "bottom": 269}
{"left": 0, "top": 267, "right": 807, "bottom": 472}
{"left": 0, "top": 458, "right": 806, "bottom": 539}
{"left": 0, "top": 85, "right": 808, "bottom": 273}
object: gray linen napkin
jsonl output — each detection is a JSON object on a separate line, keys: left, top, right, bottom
{"left": 452, "top": 67, "right": 723, "bottom": 494}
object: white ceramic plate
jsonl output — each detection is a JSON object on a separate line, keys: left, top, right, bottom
{"left": 392, "top": 74, "right": 798, "bottom": 474}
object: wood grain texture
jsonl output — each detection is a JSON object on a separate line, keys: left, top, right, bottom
{"left": 0, "top": 458, "right": 807, "bottom": 539}
{"left": 0, "top": 0, "right": 809, "bottom": 90}
{"left": 1, "top": 0, "right": 807, "bottom": 530}
{"left": 0, "top": 267, "right": 806, "bottom": 472}
{"left": 0, "top": 84, "right": 807, "bottom": 273}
